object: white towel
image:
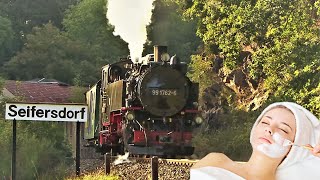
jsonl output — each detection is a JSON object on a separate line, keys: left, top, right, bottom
{"left": 276, "top": 155, "right": 320, "bottom": 180}
{"left": 250, "top": 102, "right": 320, "bottom": 179}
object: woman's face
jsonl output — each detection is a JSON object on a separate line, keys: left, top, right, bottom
{"left": 251, "top": 107, "right": 296, "bottom": 158}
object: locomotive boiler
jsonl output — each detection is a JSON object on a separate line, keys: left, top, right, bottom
{"left": 84, "top": 46, "right": 203, "bottom": 156}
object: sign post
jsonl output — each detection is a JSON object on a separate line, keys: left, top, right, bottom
{"left": 76, "top": 121, "right": 80, "bottom": 176}
{"left": 5, "top": 102, "right": 87, "bottom": 178}
{"left": 12, "top": 118, "right": 16, "bottom": 180}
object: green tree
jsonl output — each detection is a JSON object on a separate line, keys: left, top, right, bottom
{"left": 63, "top": 0, "right": 129, "bottom": 66}
{"left": 0, "top": 16, "right": 14, "bottom": 67}
{"left": 0, "top": 121, "right": 72, "bottom": 179}
{"left": 3, "top": 23, "right": 95, "bottom": 85}
{"left": 0, "top": 0, "right": 78, "bottom": 34}
{"left": 173, "top": 0, "right": 320, "bottom": 159}
{"left": 145, "top": 0, "right": 201, "bottom": 62}
{"left": 182, "top": 0, "right": 320, "bottom": 116}
{"left": 0, "top": 0, "right": 79, "bottom": 67}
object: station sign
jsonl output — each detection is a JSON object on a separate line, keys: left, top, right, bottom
{"left": 5, "top": 103, "right": 87, "bottom": 122}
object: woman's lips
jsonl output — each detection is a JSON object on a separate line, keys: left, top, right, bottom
{"left": 259, "top": 137, "right": 272, "bottom": 144}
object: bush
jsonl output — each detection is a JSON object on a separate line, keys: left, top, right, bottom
{"left": 192, "top": 108, "right": 260, "bottom": 161}
{"left": 0, "top": 78, "right": 72, "bottom": 179}
{"left": 0, "top": 119, "right": 72, "bottom": 180}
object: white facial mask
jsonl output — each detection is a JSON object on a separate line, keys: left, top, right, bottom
{"left": 257, "top": 132, "right": 290, "bottom": 158}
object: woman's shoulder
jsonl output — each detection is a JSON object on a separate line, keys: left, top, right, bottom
{"left": 190, "top": 166, "right": 245, "bottom": 180}
{"left": 191, "top": 153, "right": 234, "bottom": 169}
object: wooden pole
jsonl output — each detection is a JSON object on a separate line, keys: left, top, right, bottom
{"left": 151, "top": 156, "right": 158, "bottom": 180}
{"left": 76, "top": 121, "right": 80, "bottom": 176}
{"left": 105, "top": 153, "right": 111, "bottom": 175}
{"left": 11, "top": 118, "right": 16, "bottom": 180}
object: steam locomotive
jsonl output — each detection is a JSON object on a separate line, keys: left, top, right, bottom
{"left": 84, "top": 46, "right": 203, "bottom": 156}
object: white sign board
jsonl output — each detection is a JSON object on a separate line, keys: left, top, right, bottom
{"left": 5, "top": 103, "right": 87, "bottom": 122}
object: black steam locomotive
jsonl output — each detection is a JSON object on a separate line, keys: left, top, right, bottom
{"left": 84, "top": 46, "right": 203, "bottom": 156}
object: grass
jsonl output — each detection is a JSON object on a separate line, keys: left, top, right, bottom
{"left": 65, "top": 170, "right": 120, "bottom": 180}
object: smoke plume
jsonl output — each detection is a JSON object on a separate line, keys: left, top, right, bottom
{"left": 106, "top": 0, "right": 155, "bottom": 62}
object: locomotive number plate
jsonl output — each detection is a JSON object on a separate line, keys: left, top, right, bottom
{"left": 151, "top": 89, "right": 177, "bottom": 96}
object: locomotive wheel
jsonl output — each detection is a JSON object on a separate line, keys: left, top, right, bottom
{"left": 111, "top": 148, "right": 119, "bottom": 156}
{"left": 122, "top": 123, "right": 134, "bottom": 155}
{"left": 118, "top": 141, "right": 129, "bottom": 155}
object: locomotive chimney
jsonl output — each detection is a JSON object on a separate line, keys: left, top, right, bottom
{"left": 154, "top": 45, "right": 168, "bottom": 62}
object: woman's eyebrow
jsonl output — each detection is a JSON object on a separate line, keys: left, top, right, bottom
{"left": 265, "top": 115, "right": 272, "bottom": 119}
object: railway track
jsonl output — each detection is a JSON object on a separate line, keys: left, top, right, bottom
{"left": 132, "top": 156, "right": 199, "bottom": 167}
{"left": 102, "top": 154, "right": 199, "bottom": 179}
{"left": 72, "top": 154, "right": 200, "bottom": 179}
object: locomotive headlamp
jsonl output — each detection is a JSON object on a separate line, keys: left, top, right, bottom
{"left": 193, "top": 102, "right": 199, "bottom": 107}
{"left": 125, "top": 111, "right": 135, "bottom": 121}
{"left": 194, "top": 116, "right": 204, "bottom": 124}
{"left": 161, "top": 53, "right": 170, "bottom": 61}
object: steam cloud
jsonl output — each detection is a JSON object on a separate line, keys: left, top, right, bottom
{"left": 106, "top": 0, "right": 155, "bottom": 62}
{"left": 113, "top": 152, "right": 131, "bottom": 165}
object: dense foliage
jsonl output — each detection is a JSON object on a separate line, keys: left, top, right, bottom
{"left": 169, "top": 0, "right": 320, "bottom": 159}
{"left": 0, "top": 121, "right": 73, "bottom": 179}
{"left": 192, "top": 109, "right": 260, "bottom": 160}
{"left": 0, "top": 0, "right": 319, "bottom": 168}
{"left": 0, "top": 0, "right": 78, "bottom": 67}
{"left": 1, "top": 0, "right": 130, "bottom": 86}
{"left": 0, "top": 16, "right": 15, "bottom": 67}
{"left": 3, "top": 23, "right": 94, "bottom": 85}
{"left": 182, "top": 0, "right": 320, "bottom": 116}
{"left": 145, "top": 0, "right": 202, "bottom": 62}
{"left": 63, "top": 0, "right": 129, "bottom": 66}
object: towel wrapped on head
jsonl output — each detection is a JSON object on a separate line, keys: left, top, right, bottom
{"left": 250, "top": 102, "right": 320, "bottom": 179}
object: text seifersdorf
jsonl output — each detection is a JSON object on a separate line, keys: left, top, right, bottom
{"left": 7, "top": 105, "right": 86, "bottom": 119}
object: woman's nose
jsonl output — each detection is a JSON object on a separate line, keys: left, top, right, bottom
{"left": 265, "top": 127, "right": 273, "bottom": 135}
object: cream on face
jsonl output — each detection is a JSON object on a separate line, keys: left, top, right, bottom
{"left": 257, "top": 132, "right": 290, "bottom": 158}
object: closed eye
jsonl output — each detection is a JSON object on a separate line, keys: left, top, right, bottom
{"left": 280, "top": 128, "right": 288, "bottom": 133}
